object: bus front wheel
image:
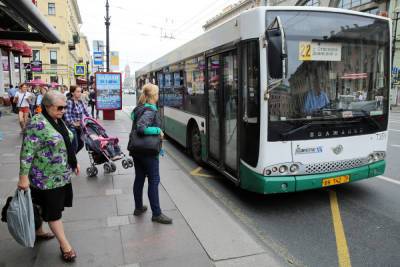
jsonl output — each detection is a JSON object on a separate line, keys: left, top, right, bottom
{"left": 190, "top": 125, "right": 202, "bottom": 164}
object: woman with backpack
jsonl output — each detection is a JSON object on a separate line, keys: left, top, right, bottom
{"left": 64, "top": 85, "right": 90, "bottom": 154}
{"left": 128, "top": 83, "right": 172, "bottom": 224}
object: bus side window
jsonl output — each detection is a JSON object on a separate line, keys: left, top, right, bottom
{"left": 241, "top": 41, "right": 260, "bottom": 167}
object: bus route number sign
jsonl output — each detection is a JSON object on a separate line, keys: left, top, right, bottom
{"left": 299, "top": 42, "right": 342, "bottom": 62}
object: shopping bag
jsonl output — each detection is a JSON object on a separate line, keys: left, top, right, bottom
{"left": 2, "top": 196, "right": 43, "bottom": 230}
{"left": 6, "top": 189, "right": 36, "bottom": 247}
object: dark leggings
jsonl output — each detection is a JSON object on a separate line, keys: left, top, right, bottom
{"left": 90, "top": 103, "right": 99, "bottom": 118}
{"left": 70, "top": 127, "right": 84, "bottom": 154}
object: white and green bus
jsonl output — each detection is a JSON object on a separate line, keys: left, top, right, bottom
{"left": 136, "top": 7, "right": 390, "bottom": 194}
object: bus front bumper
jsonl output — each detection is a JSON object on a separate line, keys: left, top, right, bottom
{"left": 239, "top": 160, "right": 385, "bottom": 194}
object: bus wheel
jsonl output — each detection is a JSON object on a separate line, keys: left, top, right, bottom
{"left": 190, "top": 125, "right": 202, "bottom": 163}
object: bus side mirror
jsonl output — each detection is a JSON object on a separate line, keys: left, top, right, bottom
{"left": 266, "top": 16, "right": 287, "bottom": 80}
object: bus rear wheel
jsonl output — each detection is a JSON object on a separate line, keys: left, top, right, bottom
{"left": 190, "top": 125, "right": 202, "bottom": 164}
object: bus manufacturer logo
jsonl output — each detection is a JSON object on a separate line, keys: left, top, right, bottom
{"left": 332, "top": 145, "right": 344, "bottom": 155}
{"left": 295, "top": 145, "right": 323, "bottom": 155}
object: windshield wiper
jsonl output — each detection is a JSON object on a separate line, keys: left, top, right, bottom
{"left": 328, "top": 108, "right": 382, "bottom": 129}
{"left": 329, "top": 108, "right": 369, "bottom": 116}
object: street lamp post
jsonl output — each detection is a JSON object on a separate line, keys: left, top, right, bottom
{"left": 86, "top": 60, "right": 90, "bottom": 90}
{"left": 105, "top": 0, "right": 110, "bottom": 72}
{"left": 393, "top": 9, "right": 400, "bottom": 107}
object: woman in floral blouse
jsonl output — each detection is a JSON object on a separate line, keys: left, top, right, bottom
{"left": 18, "top": 90, "right": 79, "bottom": 262}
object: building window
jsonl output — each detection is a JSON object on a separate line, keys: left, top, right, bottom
{"left": 48, "top": 3, "right": 55, "bottom": 15}
{"left": 305, "top": 0, "right": 320, "bottom": 6}
{"left": 32, "top": 50, "right": 40, "bottom": 61}
{"left": 337, "top": 0, "right": 374, "bottom": 9}
{"left": 364, "top": 7, "right": 379, "bottom": 15}
{"left": 50, "top": 76, "right": 58, "bottom": 83}
{"left": 50, "top": 50, "right": 57, "bottom": 64}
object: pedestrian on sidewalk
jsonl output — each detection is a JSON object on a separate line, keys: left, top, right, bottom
{"left": 88, "top": 84, "right": 99, "bottom": 119}
{"left": 13, "top": 83, "right": 33, "bottom": 133}
{"left": 17, "top": 90, "right": 79, "bottom": 262}
{"left": 34, "top": 86, "right": 48, "bottom": 114}
{"left": 64, "top": 85, "right": 90, "bottom": 154}
{"left": 129, "top": 83, "right": 172, "bottom": 224}
{"left": 8, "top": 84, "right": 18, "bottom": 113}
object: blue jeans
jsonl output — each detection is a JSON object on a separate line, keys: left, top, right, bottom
{"left": 69, "top": 127, "right": 84, "bottom": 154}
{"left": 132, "top": 155, "right": 161, "bottom": 216}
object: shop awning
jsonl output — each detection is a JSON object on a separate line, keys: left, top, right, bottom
{"left": 76, "top": 78, "right": 87, "bottom": 85}
{"left": 0, "top": 0, "right": 60, "bottom": 43}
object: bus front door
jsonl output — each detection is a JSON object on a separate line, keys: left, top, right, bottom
{"left": 207, "top": 51, "right": 238, "bottom": 177}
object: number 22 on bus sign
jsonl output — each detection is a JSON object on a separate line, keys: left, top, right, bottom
{"left": 299, "top": 42, "right": 312, "bottom": 61}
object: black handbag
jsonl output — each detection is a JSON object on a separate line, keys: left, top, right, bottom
{"left": 128, "top": 129, "right": 161, "bottom": 156}
{"left": 127, "top": 108, "right": 161, "bottom": 156}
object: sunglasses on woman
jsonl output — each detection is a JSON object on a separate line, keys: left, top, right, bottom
{"left": 56, "top": 105, "right": 67, "bottom": 111}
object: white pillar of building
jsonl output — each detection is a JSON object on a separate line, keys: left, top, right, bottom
{"left": 9, "top": 52, "right": 15, "bottom": 87}
{"left": 0, "top": 49, "right": 4, "bottom": 97}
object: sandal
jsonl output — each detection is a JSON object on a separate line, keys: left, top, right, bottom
{"left": 60, "top": 247, "right": 77, "bottom": 262}
{"left": 36, "top": 232, "right": 55, "bottom": 241}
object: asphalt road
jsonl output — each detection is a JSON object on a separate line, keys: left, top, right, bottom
{"left": 122, "top": 95, "right": 400, "bottom": 267}
{"left": 164, "top": 112, "right": 400, "bottom": 267}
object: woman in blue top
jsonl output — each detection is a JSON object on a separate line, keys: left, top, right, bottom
{"left": 130, "top": 83, "right": 172, "bottom": 224}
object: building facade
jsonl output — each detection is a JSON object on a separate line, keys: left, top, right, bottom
{"left": 0, "top": 0, "right": 60, "bottom": 99}
{"left": 26, "top": 0, "right": 90, "bottom": 87}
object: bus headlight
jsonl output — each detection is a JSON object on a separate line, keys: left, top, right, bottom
{"left": 279, "top": 165, "right": 288, "bottom": 173}
{"left": 368, "top": 151, "right": 386, "bottom": 163}
{"left": 264, "top": 162, "right": 302, "bottom": 176}
{"left": 289, "top": 164, "right": 299, "bottom": 173}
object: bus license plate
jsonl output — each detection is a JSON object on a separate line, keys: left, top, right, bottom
{"left": 322, "top": 175, "right": 350, "bottom": 187}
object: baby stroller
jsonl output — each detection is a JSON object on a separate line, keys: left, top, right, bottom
{"left": 81, "top": 117, "right": 133, "bottom": 177}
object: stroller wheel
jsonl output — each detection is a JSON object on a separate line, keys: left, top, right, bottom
{"left": 104, "top": 162, "right": 112, "bottom": 174}
{"left": 86, "top": 167, "right": 98, "bottom": 177}
{"left": 122, "top": 160, "right": 129, "bottom": 169}
{"left": 128, "top": 159, "right": 134, "bottom": 168}
{"left": 110, "top": 162, "right": 117, "bottom": 172}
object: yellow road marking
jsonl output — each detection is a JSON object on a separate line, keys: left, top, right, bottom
{"left": 329, "top": 190, "right": 352, "bottom": 267}
{"left": 190, "top": 167, "right": 213, "bottom": 178}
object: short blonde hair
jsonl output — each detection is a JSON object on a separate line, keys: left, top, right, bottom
{"left": 138, "top": 83, "right": 159, "bottom": 105}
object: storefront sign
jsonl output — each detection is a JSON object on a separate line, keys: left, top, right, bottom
{"left": 31, "top": 61, "right": 42, "bottom": 72}
{"left": 95, "top": 72, "right": 122, "bottom": 110}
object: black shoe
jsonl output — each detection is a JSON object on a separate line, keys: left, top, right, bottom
{"left": 152, "top": 213, "right": 173, "bottom": 224}
{"left": 133, "top": 205, "right": 148, "bottom": 216}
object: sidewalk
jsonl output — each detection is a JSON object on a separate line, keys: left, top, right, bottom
{"left": 0, "top": 109, "right": 282, "bottom": 267}
{"left": 391, "top": 105, "right": 400, "bottom": 113}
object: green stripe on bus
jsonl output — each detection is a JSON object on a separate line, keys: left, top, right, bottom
{"left": 239, "top": 160, "right": 386, "bottom": 194}
{"left": 164, "top": 116, "right": 187, "bottom": 147}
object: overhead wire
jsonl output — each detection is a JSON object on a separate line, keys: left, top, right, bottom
{"left": 173, "top": 0, "right": 235, "bottom": 37}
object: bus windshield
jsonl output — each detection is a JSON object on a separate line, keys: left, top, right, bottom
{"left": 266, "top": 11, "right": 390, "bottom": 120}
{"left": 266, "top": 11, "right": 390, "bottom": 141}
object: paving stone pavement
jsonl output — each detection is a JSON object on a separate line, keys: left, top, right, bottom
{"left": 0, "top": 110, "right": 280, "bottom": 267}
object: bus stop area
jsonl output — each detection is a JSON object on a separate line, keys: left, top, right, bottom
{"left": 0, "top": 109, "right": 283, "bottom": 267}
